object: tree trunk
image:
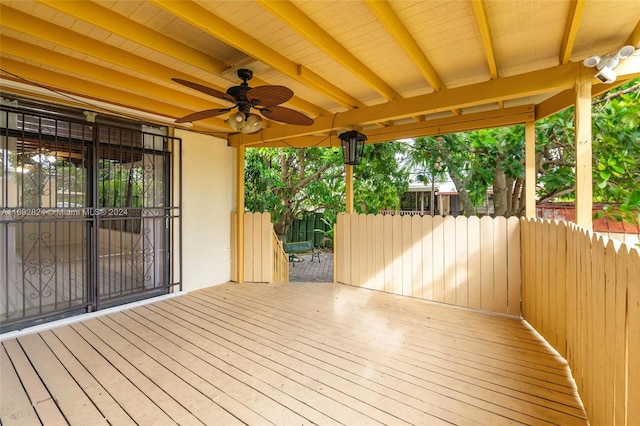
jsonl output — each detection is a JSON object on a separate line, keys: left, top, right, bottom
{"left": 493, "top": 168, "right": 508, "bottom": 216}
{"left": 448, "top": 170, "right": 476, "bottom": 216}
{"left": 511, "top": 177, "right": 523, "bottom": 214}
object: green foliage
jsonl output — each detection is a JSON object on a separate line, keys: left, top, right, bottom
{"left": 409, "top": 126, "right": 525, "bottom": 216}
{"left": 98, "top": 159, "right": 151, "bottom": 208}
{"left": 537, "top": 79, "right": 640, "bottom": 222}
{"left": 244, "top": 142, "right": 409, "bottom": 238}
{"left": 353, "top": 142, "right": 409, "bottom": 213}
{"left": 244, "top": 148, "right": 285, "bottom": 217}
{"left": 245, "top": 79, "right": 639, "bottom": 227}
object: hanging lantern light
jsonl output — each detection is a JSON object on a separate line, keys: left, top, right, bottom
{"left": 338, "top": 130, "right": 366, "bottom": 165}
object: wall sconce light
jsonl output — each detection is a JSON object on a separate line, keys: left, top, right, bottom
{"left": 339, "top": 130, "right": 367, "bottom": 165}
{"left": 226, "top": 111, "right": 263, "bottom": 133}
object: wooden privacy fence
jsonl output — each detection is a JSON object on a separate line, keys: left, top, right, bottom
{"left": 521, "top": 218, "right": 639, "bottom": 426}
{"left": 230, "top": 212, "right": 288, "bottom": 283}
{"left": 335, "top": 213, "right": 521, "bottom": 316}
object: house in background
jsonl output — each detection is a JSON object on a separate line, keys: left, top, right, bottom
{"left": 390, "top": 180, "right": 492, "bottom": 217}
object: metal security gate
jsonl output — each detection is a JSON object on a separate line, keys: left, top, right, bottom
{"left": 1, "top": 101, "right": 181, "bottom": 331}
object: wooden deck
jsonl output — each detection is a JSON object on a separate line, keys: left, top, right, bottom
{"left": 1, "top": 282, "right": 588, "bottom": 425}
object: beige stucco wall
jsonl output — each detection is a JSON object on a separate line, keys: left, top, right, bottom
{"left": 175, "top": 129, "right": 236, "bottom": 292}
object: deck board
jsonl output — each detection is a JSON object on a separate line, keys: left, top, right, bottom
{"left": 1, "top": 282, "right": 588, "bottom": 425}
{"left": 1, "top": 344, "right": 41, "bottom": 425}
{"left": 201, "top": 286, "right": 584, "bottom": 413}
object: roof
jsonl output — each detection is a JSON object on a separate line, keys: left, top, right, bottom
{"left": 537, "top": 203, "right": 640, "bottom": 235}
{"left": 1, "top": 1, "right": 639, "bottom": 147}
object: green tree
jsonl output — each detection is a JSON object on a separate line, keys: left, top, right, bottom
{"left": 537, "top": 79, "right": 640, "bottom": 222}
{"left": 245, "top": 142, "right": 409, "bottom": 240}
{"left": 409, "top": 128, "right": 525, "bottom": 217}
{"left": 407, "top": 79, "right": 639, "bottom": 220}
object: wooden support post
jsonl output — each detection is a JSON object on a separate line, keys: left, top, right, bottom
{"left": 236, "top": 144, "right": 245, "bottom": 283}
{"left": 525, "top": 121, "right": 536, "bottom": 218}
{"left": 575, "top": 72, "right": 592, "bottom": 229}
{"left": 346, "top": 164, "right": 354, "bottom": 214}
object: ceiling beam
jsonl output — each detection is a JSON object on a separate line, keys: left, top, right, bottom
{"left": 471, "top": 0, "right": 498, "bottom": 79}
{"left": 536, "top": 53, "right": 640, "bottom": 119}
{"left": 627, "top": 19, "right": 640, "bottom": 47}
{"left": 0, "top": 6, "right": 225, "bottom": 107}
{"left": 0, "top": 59, "right": 226, "bottom": 132}
{"left": 1, "top": 79, "right": 226, "bottom": 136}
{"left": 534, "top": 79, "right": 631, "bottom": 120}
{"left": 24, "top": 2, "right": 325, "bottom": 118}
{"left": 365, "top": 105, "right": 534, "bottom": 143}
{"left": 559, "top": 0, "right": 585, "bottom": 65}
{"left": 37, "top": 0, "right": 228, "bottom": 75}
{"left": 364, "top": 0, "right": 444, "bottom": 91}
{"left": 0, "top": 36, "right": 225, "bottom": 119}
{"left": 243, "top": 105, "right": 534, "bottom": 148}
{"left": 150, "top": 0, "right": 365, "bottom": 110}
{"left": 232, "top": 62, "right": 583, "bottom": 145}
{"left": 258, "top": 0, "right": 400, "bottom": 102}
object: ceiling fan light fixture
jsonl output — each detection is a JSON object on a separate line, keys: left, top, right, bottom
{"left": 173, "top": 68, "right": 313, "bottom": 129}
{"left": 226, "top": 111, "right": 246, "bottom": 130}
{"left": 241, "top": 113, "right": 263, "bottom": 133}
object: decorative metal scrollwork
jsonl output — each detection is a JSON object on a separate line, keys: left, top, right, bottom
{"left": 128, "top": 227, "right": 155, "bottom": 287}
{"left": 23, "top": 231, "right": 56, "bottom": 299}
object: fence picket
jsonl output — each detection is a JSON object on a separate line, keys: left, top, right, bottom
{"left": 603, "top": 239, "right": 617, "bottom": 425}
{"left": 555, "top": 221, "right": 567, "bottom": 356}
{"left": 432, "top": 216, "right": 445, "bottom": 303}
{"left": 520, "top": 218, "right": 639, "bottom": 426}
{"left": 412, "top": 215, "right": 423, "bottom": 298}
{"left": 468, "top": 216, "right": 481, "bottom": 309}
{"left": 243, "top": 212, "right": 254, "bottom": 281}
{"left": 402, "top": 216, "right": 413, "bottom": 296}
{"left": 261, "top": 213, "right": 271, "bottom": 281}
{"left": 333, "top": 213, "right": 523, "bottom": 316}
{"left": 364, "top": 214, "right": 374, "bottom": 289}
{"left": 455, "top": 216, "right": 468, "bottom": 307}
{"left": 493, "top": 217, "right": 508, "bottom": 314}
{"left": 373, "top": 214, "right": 384, "bottom": 291}
{"left": 480, "top": 217, "right": 494, "bottom": 311}
{"left": 627, "top": 247, "right": 640, "bottom": 424}
{"left": 507, "top": 217, "right": 521, "bottom": 316}
{"left": 421, "top": 216, "right": 433, "bottom": 301}
{"left": 443, "top": 216, "right": 457, "bottom": 305}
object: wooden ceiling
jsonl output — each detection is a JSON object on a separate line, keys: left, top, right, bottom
{"left": 1, "top": 0, "right": 639, "bottom": 148}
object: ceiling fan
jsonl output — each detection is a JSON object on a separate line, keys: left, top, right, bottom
{"left": 172, "top": 68, "right": 314, "bottom": 133}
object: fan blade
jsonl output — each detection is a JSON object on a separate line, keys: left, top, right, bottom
{"left": 175, "top": 108, "right": 229, "bottom": 123}
{"left": 260, "top": 106, "right": 314, "bottom": 126}
{"left": 172, "top": 78, "right": 235, "bottom": 103}
{"left": 247, "top": 85, "right": 293, "bottom": 106}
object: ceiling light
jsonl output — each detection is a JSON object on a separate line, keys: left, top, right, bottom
{"left": 583, "top": 55, "right": 600, "bottom": 68}
{"left": 226, "top": 111, "right": 263, "bottom": 134}
{"left": 241, "top": 114, "right": 263, "bottom": 133}
{"left": 617, "top": 45, "right": 636, "bottom": 59}
{"left": 583, "top": 45, "right": 637, "bottom": 84}
{"left": 226, "top": 111, "right": 246, "bottom": 131}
